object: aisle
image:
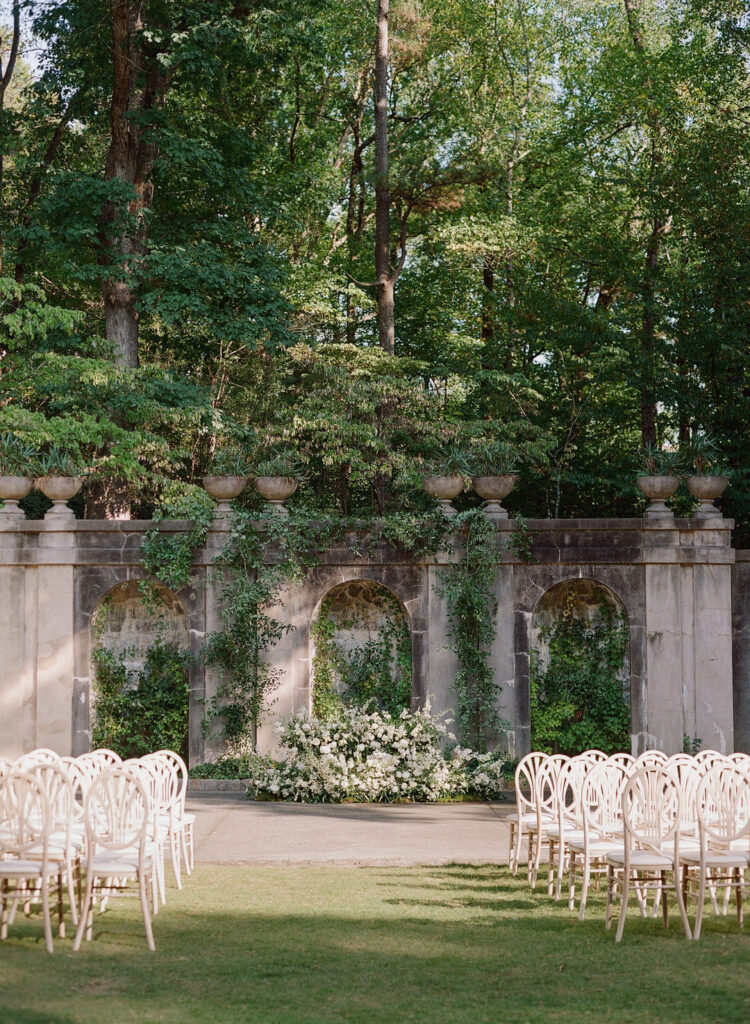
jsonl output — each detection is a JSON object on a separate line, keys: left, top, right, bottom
{"left": 189, "top": 793, "right": 513, "bottom": 866}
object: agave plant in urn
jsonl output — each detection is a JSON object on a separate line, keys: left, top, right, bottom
{"left": 469, "top": 440, "right": 519, "bottom": 519}
{"left": 636, "top": 444, "right": 682, "bottom": 520}
{"left": 252, "top": 449, "right": 306, "bottom": 515}
{"left": 0, "top": 433, "right": 37, "bottom": 517}
{"left": 683, "top": 433, "right": 730, "bottom": 519}
{"left": 202, "top": 447, "right": 250, "bottom": 520}
{"left": 421, "top": 443, "right": 470, "bottom": 516}
{"left": 32, "top": 447, "right": 86, "bottom": 519}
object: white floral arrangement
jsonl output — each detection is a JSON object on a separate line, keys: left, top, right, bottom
{"left": 247, "top": 706, "right": 509, "bottom": 803}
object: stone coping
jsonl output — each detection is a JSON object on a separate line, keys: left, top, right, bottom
{"left": 0, "top": 515, "right": 735, "bottom": 533}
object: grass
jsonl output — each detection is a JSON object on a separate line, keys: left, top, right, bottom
{"left": 1, "top": 864, "right": 749, "bottom": 1024}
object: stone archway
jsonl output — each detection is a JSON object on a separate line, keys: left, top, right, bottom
{"left": 90, "top": 581, "right": 191, "bottom": 756}
{"left": 92, "top": 581, "right": 189, "bottom": 678}
{"left": 529, "top": 578, "right": 631, "bottom": 753}
{"left": 310, "top": 579, "right": 412, "bottom": 716}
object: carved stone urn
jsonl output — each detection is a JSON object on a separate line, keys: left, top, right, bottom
{"left": 685, "top": 475, "right": 729, "bottom": 518}
{"left": 35, "top": 476, "right": 83, "bottom": 518}
{"left": 472, "top": 474, "right": 517, "bottom": 519}
{"left": 0, "top": 476, "right": 33, "bottom": 517}
{"left": 636, "top": 475, "right": 680, "bottom": 519}
{"left": 422, "top": 475, "right": 464, "bottom": 516}
{"left": 253, "top": 476, "right": 299, "bottom": 515}
{"left": 202, "top": 475, "right": 248, "bottom": 519}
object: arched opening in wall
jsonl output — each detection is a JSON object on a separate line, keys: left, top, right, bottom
{"left": 529, "top": 579, "right": 631, "bottom": 755}
{"left": 311, "top": 580, "right": 412, "bottom": 718}
{"left": 90, "top": 581, "right": 191, "bottom": 759}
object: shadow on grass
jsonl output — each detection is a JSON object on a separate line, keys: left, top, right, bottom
{"left": 0, "top": 865, "right": 748, "bottom": 1024}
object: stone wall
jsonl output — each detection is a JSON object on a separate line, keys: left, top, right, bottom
{"left": 0, "top": 512, "right": 744, "bottom": 763}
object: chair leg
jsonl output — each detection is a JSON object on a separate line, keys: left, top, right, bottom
{"left": 57, "top": 871, "right": 65, "bottom": 939}
{"left": 578, "top": 854, "right": 591, "bottom": 922}
{"left": 605, "top": 864, "right": 614, "bottom": 930}
{"left": 736, "top": 867, "right": 743, "bottom": 928}
{"left": 568, "top": 851, "right": 577, "bottom": 911}
{"left": 615, "top": 871, "right": 630, "bottom": 942}
{"left": 41, "top": 880, "right": 53, "bottom": 954}
{"left": 694, "top": 868, "right": 707, "bottom": 941}
{"left": 170, "top": 831, "right": 182, "bottom": 890}
{"left": 661, "top": 870, "right": 669, "bottom": 929}
{"left": 73, "top": 872, "right": 95, "bottom": 952}
{"left": 675, "top": 864, "right": 692, "bottom": 940}
{"left": 139, "top": 872, "right": 156, "bottom": 952}
{"left": 0, "top": 878, "right": 8, "bottom": 940}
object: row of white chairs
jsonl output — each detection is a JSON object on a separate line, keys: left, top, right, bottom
{"left": 0, "top": 747, "right": 195, "bottom": 952}
{"left": 508, "top": 748, "right": 750, "bottom": 940}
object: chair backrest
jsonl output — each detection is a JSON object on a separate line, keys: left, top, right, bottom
{"left": 0, "top": 770, "right": 50, "bottom": 861}
{"left": 580, "top": 749, "right": 609, "bottom": 764}
{"left": 580, "top": 761, "right": 626, "bottom": 840}
{"left": 729, "top": 752, "right": 750, "bottom": 771}
{"left": 92, "top": 748, "right": 123, "bottom": 767}
{"left": 25, "top": 761, "right": 75, "bottom": 837}
{"left": 535, "top": 754, "right": 569, "bottom": 819}
{"left": 556, "top": 754, "right": 591, "bottom": 828}
{"left": 13, "top": 748, "right": 62, "bottom": 771}
{"left": 141, "top": 753, "right": 181, "bottom": 814}
{"left": 151, "top": 749, "right": 188, "bottom": 811}
{"left": 621, "top": 766, "right": 680, "bottom": 856}
{"left": 632, "top": 749, "right": 668, "bottom": 771}
{"left": 83, "top": 766, "right": 150, "bottom": 852}
{"left": 664, "top": 757, "right": 701, "bottom": 834}
{"left": 515, "top": 752, "right": 549, "bottom": 814}
{"left": 695, "top": 764, "right": 750, "bottom": 848}
{"left": 607, "top": 752, "right": 635, "bottom": 773}
{"left": 694, "top": 749, "right": 728, "bottom": 770}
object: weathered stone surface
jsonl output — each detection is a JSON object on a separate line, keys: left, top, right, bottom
{"left": 0, "top": 514, "right": 743, "bottom": 761}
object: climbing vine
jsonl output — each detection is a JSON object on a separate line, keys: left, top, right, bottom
{"left": 311, "top": 586, "right": 412, "bottom": 719}
{"left": 529, "top": 601, "right": 630, "bottom": 755}
{"left": 438, "top": 509, "right": 507, "bottom": 752}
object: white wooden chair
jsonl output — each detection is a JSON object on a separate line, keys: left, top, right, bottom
{"left": 605, "top": 766, "right": 692, "bottom": 941}
{"left": 526, "top": 754, "right": 568, "bottom": 889}
{"left": 547, "top": 754, "right": 591, "bottom": 900}
{"left": 149, "top": 749, "right": 193, "bottom": 881}
{"left": 569, "top": 761, "right": 625, "bottom": 920}
{"left": 0, "top": 771, "right": 60, "bottom": 953}
{"left": 73, "top": 766, "right": 156, "bottom": 952}
{"left": 508, "top": 752, "right": 549, "bottom": 876}
{"left": 680, "top": 763, "right": 750, "bottom": 939}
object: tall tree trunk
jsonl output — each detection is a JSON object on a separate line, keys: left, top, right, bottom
{"left": 0, "top": 1, "right": 20, "bottom": 273}
{"left": 374, "top": 0, "right": 394, "bottom": 354}
{"left": 624, "top": 0, "right": 667, "bottom": 447}
{"left": 99, "top": 1, "right": 170, "bottom": 369}
{"left": 481, "top": 259, "right": 495, "bottom": 347}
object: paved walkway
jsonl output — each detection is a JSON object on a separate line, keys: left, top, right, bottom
{"left": 189, "top": 793, "right": 514, "bottom": 866}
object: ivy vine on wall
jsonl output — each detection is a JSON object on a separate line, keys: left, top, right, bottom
{"left": 311, "top": 585, "right": 412, "bottom": 719}
{"left": 529, "top": 601, "right": 630, "bottom": 755}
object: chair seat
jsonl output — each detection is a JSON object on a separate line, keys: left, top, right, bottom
{"left": 548, "top": 827, "right": 585, "bottom": 842}
{"left": 90, "top": 853, "right": 153, "bottom": 876}
{"left": 569, "top": 837, "right": 619, "bottom": 855}
{"left": 606, "top": 849, "right": 672, "bottom": 870}
{"left": 507, "top": 812, "right": 553, "bottom": 825}
{"left": 680, "top": 850, "right": 749, "bottom": 869}
{"left": 181, "top": 812, "right": 196, "bottom": 825}
{"left": 0, "top": 860, "right": 46, "bottom": 877}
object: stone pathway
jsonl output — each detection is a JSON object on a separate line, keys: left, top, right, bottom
{"left": 189, "top": 793, "right": 514, "bottom": 866}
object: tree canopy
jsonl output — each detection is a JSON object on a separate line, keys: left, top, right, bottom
{"left": 1, "top": 1, "right": 749, "bottom": 531}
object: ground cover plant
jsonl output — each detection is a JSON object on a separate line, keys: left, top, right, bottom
{"left": 1, "top": 864, "right": 748, "bottom": 1024}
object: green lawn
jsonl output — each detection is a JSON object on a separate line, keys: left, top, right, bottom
{"left": 1, "top": 864, "right": 748, "bottom": 1024}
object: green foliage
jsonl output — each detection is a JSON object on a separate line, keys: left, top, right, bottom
{"left": 0, "top": 432, "right": 37, "bottom": 476}
{"left": 530, "top": 605, "right": 630, "bottom": 756}
{"left": 140, "top": 484, "right": 214, "bottom": 602}
{"left": 506, "top": 514, "right": 537, "bottom": 564}
{"left": 311, "top": 589, "right": 412, "bottom": 719}
{"left": 468, "top": 440, "right": 520, "bottom": 477}
{"left": 439, "top": 509, "right": 507, "bottom": 752}
{"left": 638, "top": 444, "right": 684, "bottom": 478}
{"left": 189, "top": 755, "right": 265, "bottom": 780}
{"left": 91, "top": 641, "right": 191, "bottom": 759}
{"left": 203, "top": 509, "right": 348, "bottom": 751}
{"left": 683, "top": 734, "right": 703, "bottom": 756}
